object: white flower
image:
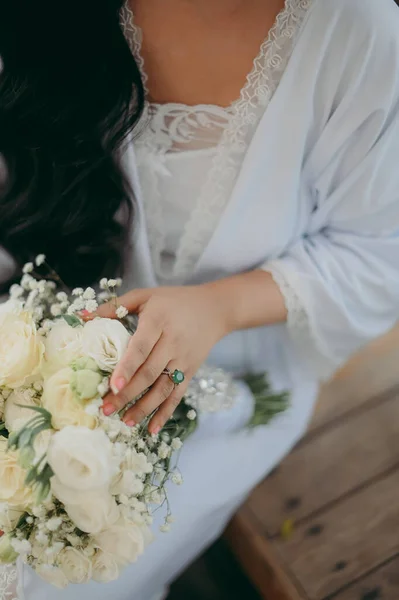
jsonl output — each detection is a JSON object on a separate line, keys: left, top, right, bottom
{"left": 94, "top": 517, "right": 146, "bottom": 565}
{"left": 44, "top": 321, "right": 83, "bottom": 374}
{"left": 0, "top": 439, "right": 32, "bottom": 508}
{"left": 82, "top": 287, "right": 96, "bottom": 300}
{"left": 72, "top": 287, "right": 84, "bottom": 296}
{"left": 22, "top": 262, "right": 34, "bottom": 274}
{"left": 36, "top": 565, "right": 69, "bottom": 589}
{"left": 0, "top": 504, "right": 25, "bottom": 533}
{"left": 4, "top": 390, "right": 37, "bottom": 433}
{"left": 50, "top": 304, "right": 62, "bottom": 317}
{"left": 42, "top": 368, "right": 97, "bottom": 430}
{"left": 35, "top": 254, "right": 46, "bottom": 267}
{"left": 33, "top": 430, "right": 53, "bottom": 464}
{"left": 85, "top": 299, "right": 98, "bottom": 313}
{"left": 171, "top": 437, "right": 183, "bottom": 451}
{"left": 107, "top": 279, "right": 118, "bottom": 287}
{"left": 116, "top": 305, "right": 128, "bottom": 319}
{"left": 99, "top": 278, "right": 108, "bottom": 290}
{"left": 9, "top": 284, "right": 24, "bottom": 299}
{"left": 157, "top": 442, "right": 170, "bottom": 459}
{"left": 81, "top": 318, "right": 131, "bottom": 372}
{"left": 11, "top": 538, "right": 31, "bottom": 556}
{"left": 111, "top": 471, "right": 144, "bottom": 496}
{"left": 124, "top": 449, "right": 153, "bottom": 476}
{"left": 0, "top": 311, "right": 45, "bottom": 388}
{"left": 0, "top": 535, "right": 18, "bottom": 564}
{"left": 48, "top": 426, "right": 114, "bottom": 491}
{"left": 159, "top": 524, "right": 170, "bottom": 533}
{"left": 64, "top": 493, "right": 120, "bottom": 534}
{"left": 187, "top": 410, "right": 197, "bottom": 420}
{"left": 59, "top": 547, "right": 92, "bottom": 584}
{"left": 92, "top": 550, "right": 121, "bottom": 583}
{"left": 46, "top": 517, "right": 63, "bottom": 532}
{"left": 171, "top": 472, "right": 183, "bottom": 486}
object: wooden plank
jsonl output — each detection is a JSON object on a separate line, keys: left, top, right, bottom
{"left": 225, "top": 508, "right": 308, "bottom": 600}
{"left": 311, "top": 325, "right": 399, "bottom": 430}
{"left": 247, "top": 393, "right": 399, "bottom": 536}
{"left": 331, "top": 555, "right": 399, "bottom": 600}
{"left": 274, "top": 469, "right": 399, "bottom": 599}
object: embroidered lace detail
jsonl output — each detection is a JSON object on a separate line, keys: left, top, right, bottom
{"left": 121, "top": 0, "right": 312, "bottom": 279}
{"left": 0, "top": 565, "right": 19, "bottom": 600}
{"left": 267, "top": 266, "right": 309, "bottom": 332}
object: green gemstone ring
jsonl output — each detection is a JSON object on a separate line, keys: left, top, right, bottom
{"left": 163, "top": 368, "right": 185, "bottom": 386}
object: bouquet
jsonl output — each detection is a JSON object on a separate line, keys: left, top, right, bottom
{"left": 0, "top": 256, "right": 288, "bottom": 589}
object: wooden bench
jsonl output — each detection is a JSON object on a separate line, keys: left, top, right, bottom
{"left": 226, "top": 325, "right": 399, "bottom": 600}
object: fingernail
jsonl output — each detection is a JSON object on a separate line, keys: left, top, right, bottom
{"left": 111, "top": 377, "right": 126, "bottom": 395}
{"left": 125, "top": 420, "right": 136, "bottom": 428}
{"left": 103, "top": 403, "right": 116, "bottom": 416}
{"left": 151, "top": 425, "right": 161, "bottom": 435}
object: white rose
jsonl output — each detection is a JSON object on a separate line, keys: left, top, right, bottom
{"left": 44, "top": 321, "right": 83, "bottom": 375}
{"left": 92, "top": 550, "right": 121, "bottom": 583}
{"left": 36, "top": 565, "right": 69, "bottom": 589}
{"left": 42, "top": 369, "right": 97, "bottom": 430}
{"left": 0, "top": 300, "right": 23, "bottom": 322}
{"left": 0, "top": 311, "right": 45, "bottom": 388}
{"left": 81, "top": 318, "right": 130, "bottom": 372}
{"left": 59, "top": 547, "right": 92, "bottom": 584}
{"left": 94, "top": 517, "right": 145, "bottom": 565}
{"left": 4, "top": 390, "right": 38, "bottom": 433}
{"left": 0, "top": 504, "right": 25, "bottom": 533}
{"left": 33, "top": 430, "right": 53, "bottom": 462}
{"left": 65, "top": 494, "right": 120, "bottom": 534}
{"left": 0, "top": 439, "right": 32, "bottom": 508}
{"left": 47, "top": 426, "right": 114, "bottom": 491}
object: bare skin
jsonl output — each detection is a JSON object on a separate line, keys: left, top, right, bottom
{"left": 99, "top": 0, "right": 288, "bottom": 433}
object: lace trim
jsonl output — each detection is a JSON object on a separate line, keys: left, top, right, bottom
{"left": 266, "top": 266, "right": 309, "bottom": 332}
{"left": 121, "top": 0, "right": 312, "bottom": 279}
{"left": 0, "top": 565, "right": 19, "bottom": 600}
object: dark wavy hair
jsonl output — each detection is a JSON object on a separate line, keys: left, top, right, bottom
{"left": 0, "top": 0, "right": 144, "bottom": 289}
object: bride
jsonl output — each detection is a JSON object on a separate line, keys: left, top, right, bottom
{"left": 1, "top": 0, "right": 399, "bottom": 598}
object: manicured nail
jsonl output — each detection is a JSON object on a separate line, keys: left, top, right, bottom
{"left": 151, "top": 425, "right": 161, "bottom": 435}
{"left": 125, "top": 420, "right": 136, "bottom": 428}
{"left": 111, "top": 377, "right": 126, "bottom": 395}
{"left": 102, "top": 403, "right": 116, "bottom": 416}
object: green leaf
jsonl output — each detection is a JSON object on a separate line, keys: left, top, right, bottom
{"left": 61, "top": 314, "right": 82, "bottom": 328}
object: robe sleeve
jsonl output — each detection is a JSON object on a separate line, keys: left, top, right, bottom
{"left": 263, "top": 0, "right": 399, "bottom": 380}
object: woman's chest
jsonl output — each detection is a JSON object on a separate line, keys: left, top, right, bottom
{"left": 129, "top": 0, "right": 285, "bottom": 107}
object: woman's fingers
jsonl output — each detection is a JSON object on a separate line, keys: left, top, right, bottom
{"left": 95, "top": 289, "right": 151, "bottom": 319}
{"left": 148, "top": 378, "right": 190, "bottom": 434}
{"left": 103, "top": 339, "right": 172, "bottom": 414}
{"left": 122, "top": 373, "right": 177, "bottom": 426}
{"left": 110, "top": 317, "right": 162, "bottom": 394}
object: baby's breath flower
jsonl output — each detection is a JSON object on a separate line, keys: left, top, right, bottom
{"left": 50, "top": 303, "right": 62, "bottom": 317}
{"left": 159, "top": 524, "right": 171, "bottom": 533}
{"left": 85, "top": 299, "right": 98, "bottom": 313}
{"left": 99, "top": 278, "right": 108, "bottom": 290}
{"left": 83, "top": 287, "right": 96, "bottom": 300}
{"left": 23, "top": 262, "right": 34, "bottom": 274}
{"left": 157, "top": 442, "right": 171, "bottom": 459}
{"left": 35, "top": 254, "right": 46, "bottom": 266}
{"left": 46, "top": 517, "right": 63, "bottom": 532}
{"left": 98, "top": 291, "right": 111, "bottom": 302}
{"left": 72, "top": 287, "right": 84, "bottom": 296}
{"left": 26, "top": 517, "right": 34, "bottom": 525}
{"left": 115, "top": 278, "right": 122, "bottom": 287}
{"left": 171, "top": 472, "right": 183, "bottom": 486}
{"left": 166, "top": 515, "right": 175, "bottom": 524}
{"left": 171, "top": 438, "right": 183, "bottom": 451}
{"left": 107, "top": 279, "right": 118, "bottom": 287}
{"left": 116, "top": 305, "right": 128, "bottom": 319}
{"left": 187, "top": 410, "right": 197, "bottom": 421}
{"left": 9, "top": 284, "right": 24, "bottom": 298}
{"left": 56, "top": 292, "right": 68, "bottom": 302}
{"left": 21, "top": 274, "right": 34, "bottom": 290}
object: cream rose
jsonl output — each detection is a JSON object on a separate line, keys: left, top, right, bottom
{"left": 64, "top": 494, "right": 120, "bottom": 534}
{"left": 92, "top": 550, "right": 121, "bottom": 583}
{"left": 44, "top": 321, "right": 83, "bottom": 375}
{"left": 0, "top": 439, "right": 32, "bottom": 508}
{"left": 0, "top": 311, "right": 45, "bottom": 388}
{"left": 0, "top": 534, "right": 18, "bottom": 564}
{"left": 59, "top": 547, "right": 92, "bottom": 584}
{"left": 81, "top": 318, "right": 130, "bottom": 372}
{"left": 47, "top": 426, "right": 114, "bottom": 491}
{"left": 36, "top": 565, "right": 69, "bottom": 589}
{"left": 4, "top": 390, "right": 38, "bottom": 433}
{"left": 0, "top": 504, "right": 25, "bottom": 533}
{"left": 94, "top": 517, "right": 145, "bottom": 565}
{"left": 41, "top": 369, "right": 97, "bottom": 430}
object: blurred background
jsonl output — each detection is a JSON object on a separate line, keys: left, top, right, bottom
{"left": 167, "top": 324, "right": 399, "bottom": 600}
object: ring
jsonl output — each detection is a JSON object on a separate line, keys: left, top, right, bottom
{"left": 162, "top": 368, "right": 185, "bottom": 386}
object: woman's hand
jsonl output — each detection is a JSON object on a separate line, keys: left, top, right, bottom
{"left": 96, "top": 283, "right": 232, "bottom": 434}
